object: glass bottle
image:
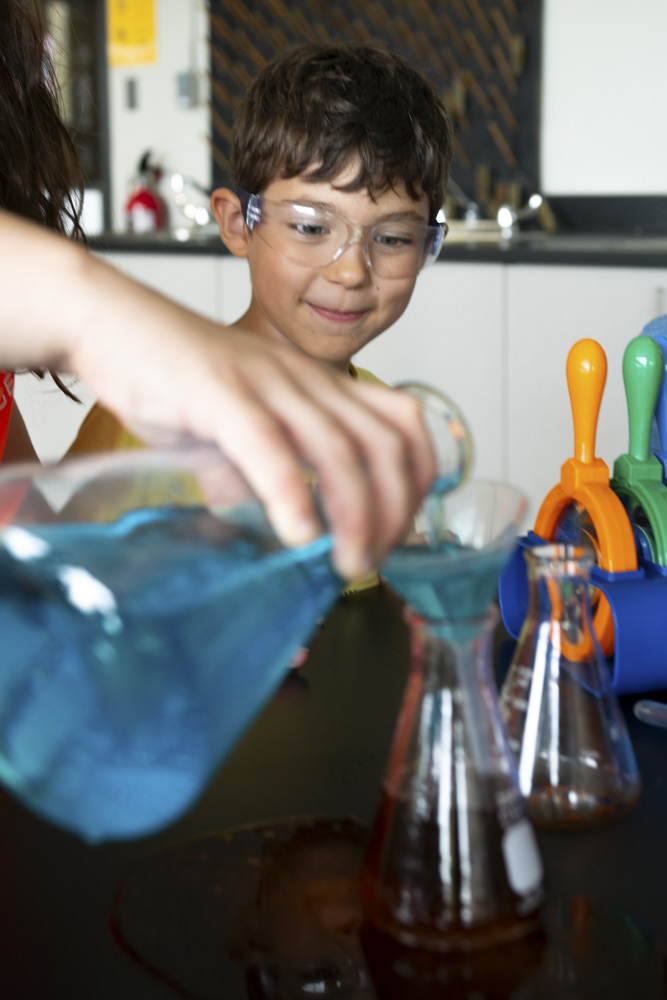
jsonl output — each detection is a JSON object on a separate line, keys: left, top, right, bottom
{"left": 361, "top": 481, "right": 545, "bottom": 952}
{"left": 500, "top": 543, "right": 641, "bottom": 827}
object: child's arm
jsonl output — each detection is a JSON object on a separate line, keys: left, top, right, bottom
{"left": 0, "top": 209, "right": 436, "bottom": 579}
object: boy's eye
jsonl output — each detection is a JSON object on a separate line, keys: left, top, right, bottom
{"left": 373, "top": 231, "right": 416, "bottom": 250}
{"left": 290, "top": 220, "right": 331, "bottom": 238}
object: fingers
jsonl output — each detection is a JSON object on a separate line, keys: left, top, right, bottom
{"left": 267, "top": 374, "right": 425, "bottom": 567}
{"left": 182, "top": 372, "right": 325, "bottom": 551}
{"left": 234, "top": 366, "right": 377, "bottom": 579}
{"left": 339, "top": 382, "right": 438, "bottom": 547}
{"left": 186, "top": 357, "right": 373, "bottom": 578}
{"left": 195, "top": 348, "right": 436, "bottom": 577}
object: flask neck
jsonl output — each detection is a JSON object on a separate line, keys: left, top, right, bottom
{"left": 387, "top": 607, "right": 515, "bottom": 798}
{"left": 524, "top": 544, "right": 597, "bottom": 640}
{"left": 406, "top": 609, "right": 497, "bottom": 688}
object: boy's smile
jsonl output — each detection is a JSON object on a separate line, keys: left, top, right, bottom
{"left": 214, "top": 168, "right": 430, "bottom": 373}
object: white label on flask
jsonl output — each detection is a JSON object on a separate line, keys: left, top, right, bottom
{"left": 502, "top": 818, "right": 544, "bottom": 896}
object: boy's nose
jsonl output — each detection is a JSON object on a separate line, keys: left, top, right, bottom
{"left": 326, "top": 237, "right": 372, "bottom": 286}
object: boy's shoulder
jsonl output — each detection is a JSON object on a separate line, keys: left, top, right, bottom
{"left": 349, "top": 363, "right": 386, "bottom": 387}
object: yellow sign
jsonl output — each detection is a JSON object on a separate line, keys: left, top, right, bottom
{"left": 107, "top": 0, "right": 157, "bottom": 68}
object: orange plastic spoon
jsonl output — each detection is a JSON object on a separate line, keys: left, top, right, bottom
{"left": 533, "top": 339, "right": 637, "bottom": 656}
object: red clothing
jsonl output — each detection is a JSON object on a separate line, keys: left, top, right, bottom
{"left": 0, "top": 370, "right": 15, "bottom": 461}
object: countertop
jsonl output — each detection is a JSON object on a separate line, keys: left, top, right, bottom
{"left": 91, "top": 230, "right": 667, "bottom": 267}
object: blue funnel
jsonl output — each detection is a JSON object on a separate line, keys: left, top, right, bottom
{"left": 381, "top": 481, "right": 527, "bottom": 622}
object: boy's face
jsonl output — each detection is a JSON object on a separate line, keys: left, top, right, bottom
{"left": 233, "top": 168, "right": 429, "bottom": 372}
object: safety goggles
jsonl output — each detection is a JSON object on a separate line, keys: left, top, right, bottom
{"left": 237, "top": 187, "right": 447, "bottom": 279}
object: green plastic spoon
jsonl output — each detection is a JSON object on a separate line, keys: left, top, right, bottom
{"left": 611, "top": 335, "right": 667, "bottom": 565}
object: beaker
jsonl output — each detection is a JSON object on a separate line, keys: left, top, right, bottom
{"left": 500, "top": 544, "right": 641, "bottom": 828}
{"left": 362, "top": 481, "right": 545, "bottom": 952}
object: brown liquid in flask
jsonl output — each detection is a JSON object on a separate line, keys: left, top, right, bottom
{"left": 360, "top": 917, "right": 546, "bottom": 1000}
{"left": 359, "top": 611, "right": 545, "bottom": 952}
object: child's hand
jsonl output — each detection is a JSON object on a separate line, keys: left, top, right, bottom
{"left": 81, "top": 318, "right": 436, "bottom": 579}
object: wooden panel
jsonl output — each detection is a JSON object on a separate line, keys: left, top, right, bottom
{"left": 209, "top": 0, "right": 542, "bottom": 211}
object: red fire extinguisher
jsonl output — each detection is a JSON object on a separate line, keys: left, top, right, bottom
{"left": 126, "top": 151, "right": 168, "bottom": 234}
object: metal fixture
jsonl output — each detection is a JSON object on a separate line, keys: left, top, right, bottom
{"left": 169, "top": 173, "right": 217, "bottom": 240}
{"left": 497, "top": 193, "right": 544, "bottom": 239}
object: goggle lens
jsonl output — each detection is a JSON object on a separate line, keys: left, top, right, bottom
{"left": 238, "top": 189, "right": 445, "bottom": 278}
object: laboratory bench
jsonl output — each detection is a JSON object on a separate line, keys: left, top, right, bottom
{"left": 1, "top": 583, "right": 666, "bottom": 999}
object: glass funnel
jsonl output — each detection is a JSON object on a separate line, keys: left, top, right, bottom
{"left": 500, "top": 544, "right": 641, "bottom": 827}
{"left": 361, "top": 481, "right": 545, "bottom": 952}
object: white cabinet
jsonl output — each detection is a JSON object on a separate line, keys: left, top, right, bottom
{"left": 506, "top": 265, "right": 667, "bottom": 521}
{"left": 214, "top": 257, "right": 252, "bottom": 323}
{"left": 99, "top": 251, "right": 219, "bottom": 320}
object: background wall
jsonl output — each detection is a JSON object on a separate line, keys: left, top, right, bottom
{"left": 208, "top": 0, "right": 541, "bottom": 215}
{"left": 540, "top": 0, "right": 667, "bottom": 195}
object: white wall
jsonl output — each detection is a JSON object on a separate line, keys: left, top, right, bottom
{"left": 107, "top": 0, "right": 211, "bottom": 232}
{"left": 540, "top": 0, "right": 667, "bottom": 195}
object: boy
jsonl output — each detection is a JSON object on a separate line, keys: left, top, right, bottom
{"left": 67, "top": 41, "right": 453, "bottom": 582}
{"left": 210, "top": 42, "right": 453, "bottom": 382}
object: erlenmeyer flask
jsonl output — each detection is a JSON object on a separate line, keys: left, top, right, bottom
{"left": 361, "top": 481, "right": 545, "bottom": 951}
{"left": 500, "top": 544, "right": 641, "bottom": 827}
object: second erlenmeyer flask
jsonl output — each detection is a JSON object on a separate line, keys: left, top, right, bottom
{"left": 500, "top": 544, "right": 641, "bottom": 827}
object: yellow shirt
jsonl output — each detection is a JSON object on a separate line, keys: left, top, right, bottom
{"left": 67, "top": 406, "right": 144, "bottom": 455}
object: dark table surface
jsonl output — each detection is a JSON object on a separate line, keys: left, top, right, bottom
{"left": 1, "top": 583, "right": 666, "bottom": 999}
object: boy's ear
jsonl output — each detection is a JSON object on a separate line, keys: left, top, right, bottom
{"left": 210, "top": 187, "right": 249, "bottom": 258}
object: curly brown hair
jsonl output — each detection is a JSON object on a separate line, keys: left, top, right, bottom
{"left": 0, "top": 0, "right": 84, "bottom": 239}
{"left": 231, "top": 42, "right": 454, "bottom": 224}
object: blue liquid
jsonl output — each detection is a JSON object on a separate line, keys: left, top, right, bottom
{"left": 0, "top": 507, "right": 340, "bottom": 841}
{"left": 382, "top": 530, "right": 518, "bottom": 623}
